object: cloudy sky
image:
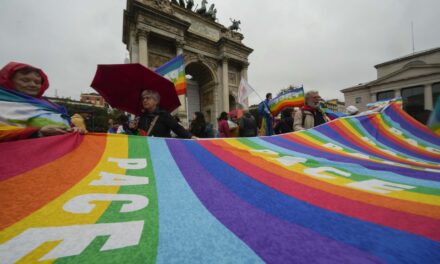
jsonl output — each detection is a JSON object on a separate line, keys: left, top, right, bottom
{"left": 1, "top": 0, "right": 440, "bottom": 104}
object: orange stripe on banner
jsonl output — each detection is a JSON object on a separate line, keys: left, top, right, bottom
{"left": 210, "top": 140, "right": 440, "bottom": 220}
{"left": 0, "top": 134, "right": 107, "bottom": 230}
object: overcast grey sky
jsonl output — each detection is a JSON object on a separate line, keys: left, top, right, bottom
{"left": 1, "top": 0, "right": 440, "bottom": 104}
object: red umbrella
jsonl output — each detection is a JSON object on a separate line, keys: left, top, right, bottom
{"left": 90, "top": 63, "right": 180, "bottom": 115}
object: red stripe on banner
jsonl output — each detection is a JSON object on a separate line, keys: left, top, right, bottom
{"left": 198, "top": 140, "right": 440, "bottom": 241}
{"left": 0, "top": 134, "right": 107, "bottom": 230}
{"left": 0, "top": 133, "right": 84, "bottom": 181}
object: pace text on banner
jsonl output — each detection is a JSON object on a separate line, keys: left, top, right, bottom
{"left": 155, "top": 55, "right": 187, "bottom": 95}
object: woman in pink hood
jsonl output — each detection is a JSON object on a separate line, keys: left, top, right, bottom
{"left": 0, "top": 62, "right": 84, "bottom": 142}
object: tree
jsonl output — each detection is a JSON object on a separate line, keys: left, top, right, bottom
{"left": 50, "top": 99, "right": 124, "bottom": 132}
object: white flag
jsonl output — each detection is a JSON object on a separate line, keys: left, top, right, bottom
{"left": 238, "top": 78, "right": 255, "bottom": 106}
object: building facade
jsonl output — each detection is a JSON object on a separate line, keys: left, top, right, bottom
{"left": 123, "top": 0, "right": 253, "bottom": 125}
{"left": 341, "top": 47, "right": 440, "bottom": 124}
{"left": 80, "top": 93, "right": 106, "bottom": 107}
{"left": 325, "top": 99, "right": 345, "bottom": 113}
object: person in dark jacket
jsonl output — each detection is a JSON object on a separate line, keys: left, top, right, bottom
{"left": 137, "top": 90, "right": 193, "bottom": 138}
{"left": 190, "top": 111, "right": 208, "bottom": 138}
{"left": 274, "top": 108, "right": 294, "bottom": 134}
{"left": 238, "top": 112, "right": 258, "bottom": 137}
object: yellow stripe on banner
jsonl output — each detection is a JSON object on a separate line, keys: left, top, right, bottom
{"left": 0, "top": 135, "right": 129, "bottom": 262}
{"left": 223, "top": 139, "right": 440, "bottom": 206}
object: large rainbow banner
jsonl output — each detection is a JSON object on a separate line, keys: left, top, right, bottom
{"left": 1, "top": 103, "right": 439, "bottom": 263}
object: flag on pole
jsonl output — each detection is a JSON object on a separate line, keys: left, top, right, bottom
{"left": 428, "top": 97, "right": 440, "bottom": 135}
{"left": 155, "top": 55, "right": 187, "bottom": 95}
{"left": 238, "top": 78, "right": 255, "bottom": 106}
{"left": 268, "top": 86, "right": 305, "bottom": 116}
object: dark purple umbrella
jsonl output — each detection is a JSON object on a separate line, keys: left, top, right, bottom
{"left": 90, "top": 63, "right": 180, "bottom": 115}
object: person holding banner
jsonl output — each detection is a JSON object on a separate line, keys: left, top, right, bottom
{"left": 0, "top": 62, "right": 85, "bottom": 142}
{"left": 137, "top": 90, "right": 193, "bottom": 138}
{"left": 294, "top": 90, "right": 330, "bottom": 131}
{"left": 258, "top": 93, "right": 274, "bottom": 136}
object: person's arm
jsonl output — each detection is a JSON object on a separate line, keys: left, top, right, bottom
{"left": 164, "top": 113, "right": 192, "bottom": 139}
{"left": 293, "top": 111, "right": 305, "bottom": 131}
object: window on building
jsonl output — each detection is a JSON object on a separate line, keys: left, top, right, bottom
{"left": 355, "top": 97, "right": 362, "bottom": 104}
{"left": 401, "top": 86, "right": 427, "bottom": 124}
{"left": 376, "top": 90, "right": 395, "bottom": 101}
{"left": 433, "top": 82, "right": 440, "bottom": 105}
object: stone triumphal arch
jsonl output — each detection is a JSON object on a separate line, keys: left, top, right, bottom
{"left": 123, "top": 0, "right": 253, "bottom": 125}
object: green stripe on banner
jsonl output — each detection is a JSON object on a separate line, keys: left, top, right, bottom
{"left": 55, "top": 136, "right": 159, "bottom": 264}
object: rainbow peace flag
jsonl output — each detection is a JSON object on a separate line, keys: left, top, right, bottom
{"left": 269, "top": 87, "right": 305, "bottom": 116}
{"left": 0, "top": 87, "right": 70, "bottom": 142}
{"left": 155, "top": 55, "right": 187, "bottom": 95}
{"left": 1, "top": 103, "right": 440, "bottom": 263}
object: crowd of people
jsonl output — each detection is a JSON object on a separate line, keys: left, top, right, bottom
{"left": 1, "top": 61, "right": 361, "bottom": 142}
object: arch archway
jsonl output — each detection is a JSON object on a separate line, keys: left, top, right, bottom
{"left": 185, "top": 61, "right": 217, "bottom": 124}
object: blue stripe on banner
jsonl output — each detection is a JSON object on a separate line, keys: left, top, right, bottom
{"left": 182, "top": 140, "right": 440, "bottom": 264}
{"left": 148, "top": 138, "right": 263, "bottom": 264}
{"left": 250, "top": 137, "right": 440, "bottom": 190}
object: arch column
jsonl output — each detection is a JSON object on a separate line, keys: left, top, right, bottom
{"left": 222, "top": 57, "right": 229, "bottom": 111}
{"left": 137, "top": 29, "right": 149, "bottom": 67}
{"left": 425, "top": 84, "right": 433, "bottom": 110}
{"left": 176, "top": 40, "right": 185, "bottom": 55}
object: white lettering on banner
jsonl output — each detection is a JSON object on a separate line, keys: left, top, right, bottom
{"left": 108, "top": 158, "right": 147, "bottom": 170}
{"left": 405, "top": 138, "right": 419, "bottom": 147}
{"left": 361, "top": 137, "right": 376, "bottom": 146}
{"left": 90, "top": 172, "right": 149, "bottom": 186}
{"left": 389, "top": 128, "right": 403, "bottom": 135}
{"left": 63, "top": 194, "right": 149, "bottom": 214}
{"left": 304, "top": 167, "right": 351, "bottom": 179}
{"left": 425, "top": 168, "right": 440, "bottom": 173}
{"left": 251, "top": 149, "right": 279, "bottom": 155}
{"left": 346, "top": 179, "right": 415, "bottom": 194}
{"left": 323, "top": 143, "right": 343, "bottom": 151}
{"left": 272, "top": 156, "right": 307, "bottom": 166}
{"left": 347, "top": 152, "right": 370, "bottom": 159}
{"left": 426, "top": 147, "right": 440, "bottom": 154}
{"left": 381, "top": 149, "right": 398, "bottom": 156}
{"left": 0, "top": 221, "right": 144, "bottom": 263}
{"left": 406, "top": 158, "right": 429, "bottom": 165}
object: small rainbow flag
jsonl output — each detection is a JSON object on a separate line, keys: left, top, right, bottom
{"left": 269, "top": 87, "right": 305, "bottom": 116}
{"left": 155, "top": 55, "right": 187, "bottom": 95}
{"left": 1, "top": 103, "right": 440, "bottom": 263}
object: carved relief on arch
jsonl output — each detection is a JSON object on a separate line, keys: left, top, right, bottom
{"left": 139, "top": 0, "right": 174, "bottom": 14}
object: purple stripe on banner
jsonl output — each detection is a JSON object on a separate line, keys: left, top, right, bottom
{"left": 167, "top": 140, "right": 382, "bottom": 264}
